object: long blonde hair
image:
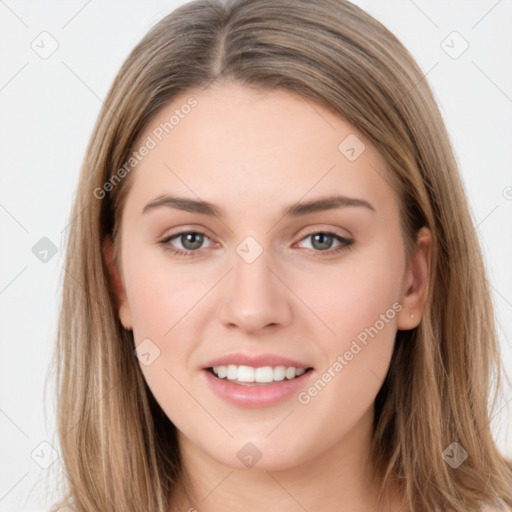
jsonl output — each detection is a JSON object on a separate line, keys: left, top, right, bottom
{"left": 51, "top": 0, "right": 512, "bottom": 510}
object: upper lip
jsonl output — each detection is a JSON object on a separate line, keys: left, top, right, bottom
{"left": 202, "top": 352, "right": 312, "bottom": 370}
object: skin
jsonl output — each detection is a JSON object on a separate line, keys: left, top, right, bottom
{"left": 105, "top": 80, "right": 431, "bottom": 512}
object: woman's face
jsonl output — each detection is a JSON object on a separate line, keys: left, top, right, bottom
{"left": 110, "top": 81, "right": 429, "bottom": 471}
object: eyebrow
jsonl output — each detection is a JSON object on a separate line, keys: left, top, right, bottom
{"left": 141, "top": 194, "right": 376, "bottom": 218}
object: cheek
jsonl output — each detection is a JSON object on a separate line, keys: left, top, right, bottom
{"left": 122, "top": 252, "right": 209, "bottom": 432}
{"left": 302, "top": 246, "right": 404, "bottom": 350}
{"left": 123, "top": 246, "right": 210, "bottom": 338}
{"left": 121, "top": 244, "right": 215, "bottom": 395}
{"left": 289, "top": 257, "right": 403, "bottom": 453}
{"left": 323, "top": 269, "right": 401, "bottom": 341}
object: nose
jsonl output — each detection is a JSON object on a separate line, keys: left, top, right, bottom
{"left": 217, "top": 246, "right": 293, "bottom": 334}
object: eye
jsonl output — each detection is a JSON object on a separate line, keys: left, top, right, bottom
{"left": 296, "top": 231, "right": 354, "bottom": 255}
{"left": 159, "top": 230, "right": 215, "bottom": 257}
{"left": 158, "top": 229, "right": 354, "bottom": 258}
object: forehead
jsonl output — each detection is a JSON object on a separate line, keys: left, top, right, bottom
{"left": 125, "top": 81, "right": 398, "bottom": 221}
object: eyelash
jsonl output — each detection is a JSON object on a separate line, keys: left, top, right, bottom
{"left": 158, "top": 230, "right": 354, "bottom": 258}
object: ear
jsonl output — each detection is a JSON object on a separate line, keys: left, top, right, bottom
{"left": 103, "top": 234, "right": 132, "bottom": 330}
{"left": 396, "top": 226, "right": 432, "bottom": 330}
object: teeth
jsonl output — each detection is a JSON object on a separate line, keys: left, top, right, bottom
{"left": 211, "top": 364, "right": 307, "bottom": 383}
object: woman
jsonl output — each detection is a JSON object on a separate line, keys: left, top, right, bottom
{"left": 52, "top": 0, "right": 512, "bottom": 510}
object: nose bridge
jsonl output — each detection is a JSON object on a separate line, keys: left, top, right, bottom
{"left": 218, "top": 237, "right": 292, "bottom": 332}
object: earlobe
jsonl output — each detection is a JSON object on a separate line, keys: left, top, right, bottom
{"left": 103, "top": 235, "right": 132, "bottom": 331}
{"left": 396, "top": 227, "right": 432, "bottom": 330}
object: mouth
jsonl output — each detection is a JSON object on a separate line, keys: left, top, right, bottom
{"left": 206, "top": 364, "right": 314, "bottom": 386}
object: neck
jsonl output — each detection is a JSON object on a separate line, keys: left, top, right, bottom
{"left": 167, "top": 406, "right": 404, "bottom": 512}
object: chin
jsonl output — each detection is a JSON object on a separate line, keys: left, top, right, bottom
{"left": 195, "top": 435, "right": 313, "bottom": 472}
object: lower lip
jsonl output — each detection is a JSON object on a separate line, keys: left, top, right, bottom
{"left": 202, "top": 369, "right": 314, "bottom": 408}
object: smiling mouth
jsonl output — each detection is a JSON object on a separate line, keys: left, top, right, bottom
{"left": 207, "top": 365, "right": 314, "bottom": 386}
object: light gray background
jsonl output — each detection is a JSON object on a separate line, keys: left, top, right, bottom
{"left": 1, "top": 1, "right": 511, "bottom": 510}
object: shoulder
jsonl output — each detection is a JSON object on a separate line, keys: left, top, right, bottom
{"left": 443, "top": 500, "right": 511, "bottom": 512}
{"left": 481, "top": 500, "right": 512, "bottom": 512}
{"left": 20, "top": 505, "right": 73, "bottom": 512}
{"left": 21, "top": 508, "right": 73, "bottom": 512}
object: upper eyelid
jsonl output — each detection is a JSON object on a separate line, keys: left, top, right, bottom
{"left": 161, "top": 228, "right": 352, "bottom": 248}
{"left": 158, "top": 218, "right": 353, "bottom": 239}
{"left": 293, "top": 231, "right": 353, "bottom": 250}
{"left": 161, "top": 230, "right": 217, "bottom": 249}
